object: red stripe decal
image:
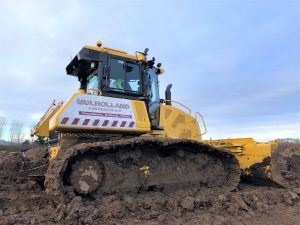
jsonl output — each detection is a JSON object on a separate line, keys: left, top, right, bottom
{"left": 92, "top": 119, "right": 100, "bottom": 126}
{"left": 129, "top": 122, "right": 135, "bottom": 128}
{"left": 102, "top": 120, "right": 109, "bottom": 126}
{"left": 120, "top": 121, "right": 126, "bottom": 127}
{"left": 112, "top": 121, "right": 118, "bottom": 127}
{"left": 83, "top": 119, "right": 90, "bottom": 125}
{"left": 72, "top": 118, "right": 80, "bottom": 125}
{"left": 61, "top": 117, "right": 69, "bottom": 125}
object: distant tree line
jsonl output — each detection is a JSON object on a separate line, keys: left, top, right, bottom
{"left": 0, "top": 117, "right": 26, "bottom": 145}
{"left": 0, "top": 117, "right": 6, "bottom": 140}
{"left": 277, "top": 138, "right": 300, "bottom": 143}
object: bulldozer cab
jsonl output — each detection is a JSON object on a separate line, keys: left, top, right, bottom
{"left": 66, "top": 44, "right": 162, "bottom": 128}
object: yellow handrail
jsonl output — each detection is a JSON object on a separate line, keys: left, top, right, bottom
{"left": 163, "top": 100, "right": 208, "bottom": 136}
{"left": 163, "top": 100, "right": 192, "bottom": 115}
{"left": 40, "top": 100, "right": 56, "bottom": 122}
{"left": 195, "top": 112, "right": 208, "bottom": 136}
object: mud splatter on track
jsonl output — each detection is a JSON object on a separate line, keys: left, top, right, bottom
{"left": 45, "top": 137, "right": 240, "bottom": 202}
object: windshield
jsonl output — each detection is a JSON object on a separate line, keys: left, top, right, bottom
{"left": 149, "top": 69, "right": 159, "bottom": 104}
{"left": 109, "top": 58, "right": 141, "bottom": 93}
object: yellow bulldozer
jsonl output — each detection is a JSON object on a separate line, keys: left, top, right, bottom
{"left": 31, "top": 41, "right": 279, "bottom": 201}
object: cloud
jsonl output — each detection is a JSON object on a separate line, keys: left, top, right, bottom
{"left": 206, "top": 122, "right": 300, "bottom": 141}
{"left": 0, "top": 0, "right": 299, "bottom": 141}
{"left": 0, "top": 111, "right": 6, "bottom": 117}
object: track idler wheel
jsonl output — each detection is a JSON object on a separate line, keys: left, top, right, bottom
{"left": 69, "top": 158, "right": 103, "bottom": 195}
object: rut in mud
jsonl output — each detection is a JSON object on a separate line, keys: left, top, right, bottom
{"left": 45, "top": 137, "right": 241, "bottom": 201}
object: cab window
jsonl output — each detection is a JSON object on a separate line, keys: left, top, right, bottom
{"left": 109, "top": 58, "right": 141, "bottom": 93}
{"left": 86, "top": 74, "right": 98, "bottom": 95}
{"left": 148, "top": 68, "right": 160, "bottom": 127}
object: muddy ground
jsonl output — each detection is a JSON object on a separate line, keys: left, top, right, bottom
{"left": 0, "top": 142, "right": 299, "bottom": 225}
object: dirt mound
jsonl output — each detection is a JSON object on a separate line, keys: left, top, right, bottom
{"left": 0, "top": 148, "right": 48, "bottom": 182}
{"left": 53, "top": 185, "right": 298, "bottom": 225}
{"left": 1, "top": 180, "right": 299, "bottom": 225}
{"left": 0, "top": 151, "right": 24, "bottom": 179}
{"left": 0, "top": 179, "right": 54, "bottom": 225}
{"left": 273, "top": 142, "right": 300, "bottom": 191}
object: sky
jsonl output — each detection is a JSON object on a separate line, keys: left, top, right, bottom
{"left": 0, "top": 0, "right": 299, "bottom": 141}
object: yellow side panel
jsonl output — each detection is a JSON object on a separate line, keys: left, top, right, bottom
{"left": 49, "top": 93, "right": 151, "bottom": 133}
{"left": 159, "top": 104, "right": 201, "bottom": 141}
{"left": 131, "top": 100, "right": 151, "bottom": 130}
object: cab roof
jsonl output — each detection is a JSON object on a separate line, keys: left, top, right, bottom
{"left": 66, "top": 45, "right": 145, "bottom": 77}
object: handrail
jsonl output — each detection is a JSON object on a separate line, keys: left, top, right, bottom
{"left": 31, "top": 101, "right": 64, "bottom": 136}
{"left": 195, "top": 112, "right": 208, "bottom": 136}
{"left": 163, "top": 100, "right": 192, "bottom": 115}
{"left": 162, "top": 99, "right": 207, "bottom": 136}
{"left": 40, "top": 100, "right": 56, "bottom": 122}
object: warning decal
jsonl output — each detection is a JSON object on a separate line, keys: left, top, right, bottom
{"left": 57, "top": 94, "right": 137, "bottom": 129}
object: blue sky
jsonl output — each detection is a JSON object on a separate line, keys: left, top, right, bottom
{"left": 0, "top": 0, "right": 299, "bottom": 141}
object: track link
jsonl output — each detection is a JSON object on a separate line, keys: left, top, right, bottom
{"left": 45, "top": 137, "right": 240, "bottom": 202}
